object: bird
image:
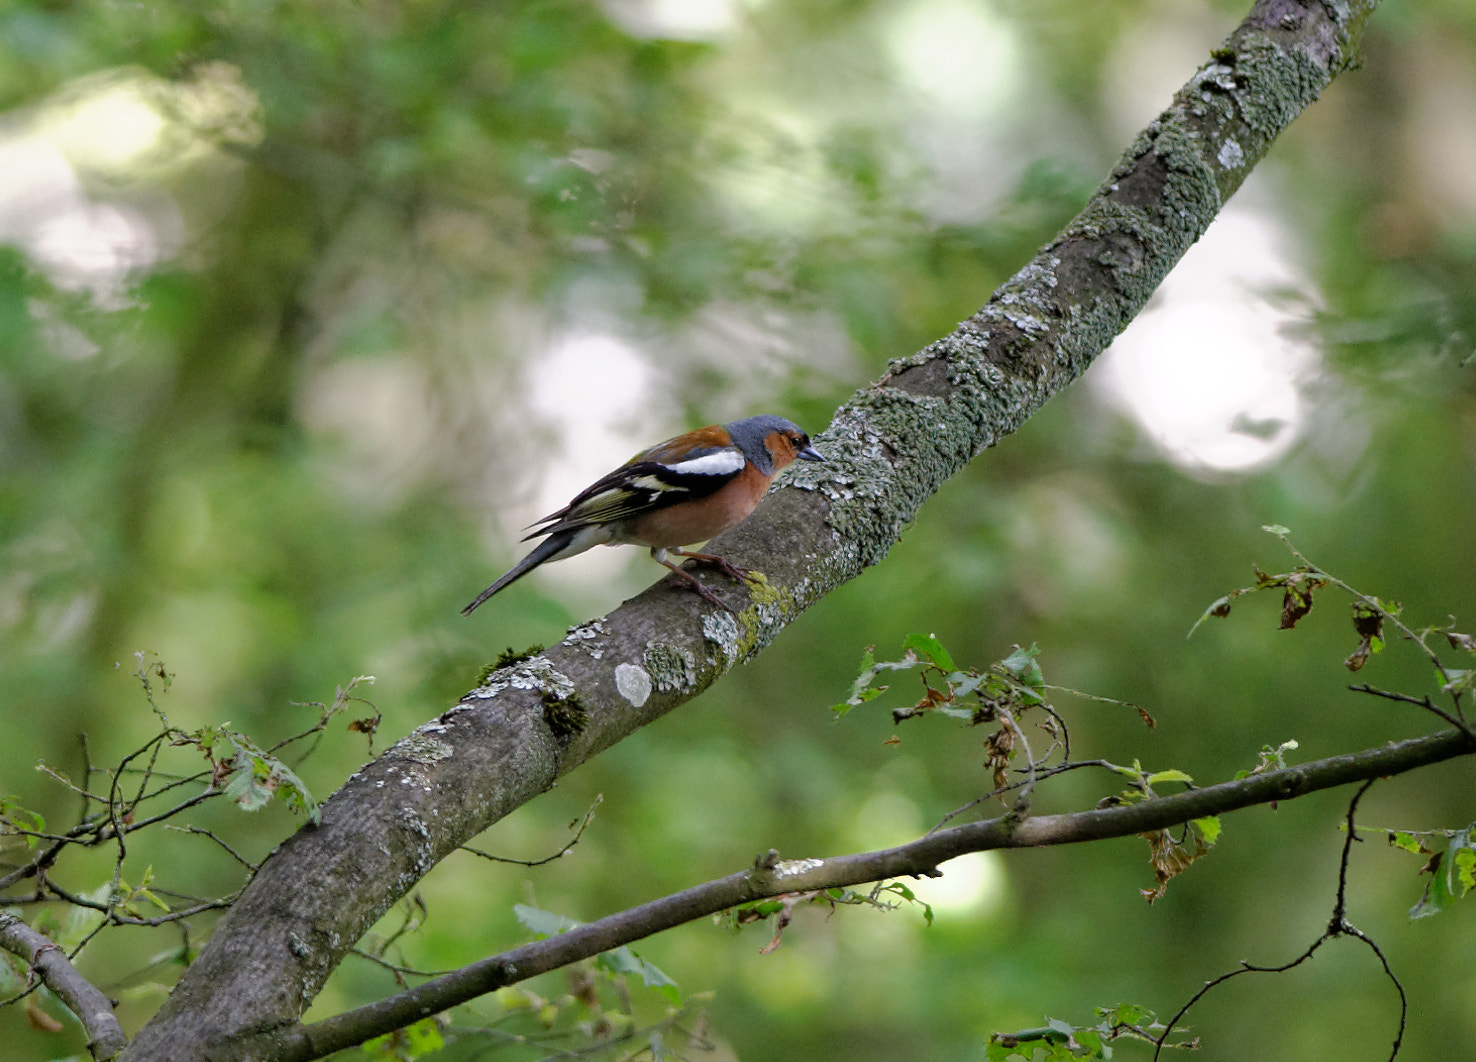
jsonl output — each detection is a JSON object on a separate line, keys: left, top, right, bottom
{"left": 462, "top": 414, "right": 824, "bottom": 615}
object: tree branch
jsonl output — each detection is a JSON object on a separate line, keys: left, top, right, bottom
{"left": 0, "top": 913, "right": 127, "bottom": 1060}
{"left": 254, "top": 726, "right": 1470, "bottom": 1061}
{"left": 120, "top": 2, "right": 1380, "bottom": 1058}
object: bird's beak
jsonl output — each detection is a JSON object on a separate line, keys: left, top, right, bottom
{"left": 798, "top": 442, "right": 825, "bottom": 462}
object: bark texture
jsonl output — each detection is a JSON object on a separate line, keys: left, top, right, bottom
{"left": 121, "top": 2, "right": 1378, "bottom": 1058}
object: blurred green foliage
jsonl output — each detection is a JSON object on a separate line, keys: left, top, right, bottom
{"left": 2, "top": 0, "right": 1475, "bottom": 1059}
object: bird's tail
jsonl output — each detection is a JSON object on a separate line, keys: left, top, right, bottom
{"left": 461, "top": 531, "right": 576, "bottom": 615}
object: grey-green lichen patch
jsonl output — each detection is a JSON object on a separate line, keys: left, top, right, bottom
{"left": 740, "top": 582, "right": 812, "bottom": 662}
{"left": 1067, "top": 196, "right": 1162, "bottom": 250}
{"left": 561, "top": 619, "right": 607, "bottom": 659}
{"left": 643, "top": 641, "right": 697, "bottom": 693}
{"left": 615, "top": 662, "right": 652, "bottom": 707}
{"left": 781, "top": 452, "right": 833, "bottom": 493}
{"left": 988, "top": 261, "right": 1063, "bottom": 334}
{"left": 989, "top": 300, "right": 1053, "bottom": 338}
{"left": 389, "top": 729, "right": 454, "bottom": 766}
{"left": 464, "top": 655, "right": 575, "bottom": 701}
{"left": 885, "top": 346, "right": 937, "bottom": 375}
{"left": 1229, "top": 38, "right": 1326, "bottom": 137}
{"left": 805, "top": 398, "right": 961, "bottom": 575}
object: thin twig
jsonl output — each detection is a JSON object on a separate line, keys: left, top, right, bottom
{"left": 461, "top": 795, "right": 603, "bottom": 868}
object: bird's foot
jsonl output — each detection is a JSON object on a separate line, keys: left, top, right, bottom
{"left": 664, "top": 564, "right": 736, "bottom": 612}
{"left": 672, "top": 548, "right": 759, "bottom": 585}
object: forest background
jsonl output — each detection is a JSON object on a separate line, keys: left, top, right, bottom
{"left": 2, "top": 0, "right": 1475, "bottom": 1059}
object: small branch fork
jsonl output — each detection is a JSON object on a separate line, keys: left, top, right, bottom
{"left": 248, "top": 727, "right": 1471, "bottom": 1062}
{"left": 1153, "top": 779, "right": 1406, "bottom": 1061}
{"left": 0, "top": 661, "right": 380, "bottom": 1058}
{"left": 0, "top": 913, "right": 127, "bottom": 1060}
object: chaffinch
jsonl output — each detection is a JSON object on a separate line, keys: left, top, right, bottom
{"left": 462, "top": 414, "right": 824, "bottom": 615}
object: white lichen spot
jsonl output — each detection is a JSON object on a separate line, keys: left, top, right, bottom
{"left": 562, "top": 620, "right": 607, "bottom": 658}
{"left": 774, "top": 858, "right": 824, "bottom": 879}
{"left": 615, "top": 662, "right": 652, "bottom": 707}
{"left": 462, "top": 680, "right": 508, "bottom": 700}
{"left": 1201, "top": 64, "right": 1237, "bottom": 93}
{"left": 996, "top": 306, "right": 1049, "bottom": 335}
{"left": 1217, "top": 138, "right": 1245, "bottom": 169}
{"left": 508, "top": 658, "right": 576, "bottom": 697}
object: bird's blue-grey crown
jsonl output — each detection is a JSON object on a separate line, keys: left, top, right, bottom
{"left": 723, "top": 414, "right": 820, "bottom": 476}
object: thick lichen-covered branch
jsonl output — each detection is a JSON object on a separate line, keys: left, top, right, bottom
{"left": 120, "top": 3, "right": 1379, "bottom": 1059}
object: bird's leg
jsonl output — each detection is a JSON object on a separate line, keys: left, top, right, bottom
{"left": 650, "top": 548, "right": 737, "bottom": 611}
{"left": 668, "top": 547, "right": 759, "bottom": 584}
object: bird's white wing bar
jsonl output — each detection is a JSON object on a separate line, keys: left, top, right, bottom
{"left": 660, "top": 449, "right": 745, "bottom": 478}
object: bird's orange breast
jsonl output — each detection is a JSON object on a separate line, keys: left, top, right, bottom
{"left": 624, "top": 463, "right": 772, "bottom": 548}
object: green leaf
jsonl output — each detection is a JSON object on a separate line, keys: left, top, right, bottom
{"left": 134, "top": 886, "right": 171, "bottom": 913}
{"left": 1193, "top": 816, "right": 1222, "bottom": 845}
{"left": 1144, "top": 769, "right": 1193, "bottom": 787}
{"left": 223, "top": 753, "right": 272, "bottom": 812}
{"left": 1442, "top": 669, "right": 1473, "bottom": 695}
{"left": 598, "top": 946, "right": 682, "bottom": 1005}
{"left": 363, "top": 1016, "right": 444, "bottom": 1058}
{"left": 1074, "top": 1026, "right": 1105, "bottom": 1055}
{"left": 1411, "top": 851, "right": 1454, "bottom": 920}
{"left": 263, "top": 758, "right": 320, "bottom": 823}
{"left": 0, "top": 798, "right": 45, "bottom": 849}
{"left": 406, "top": 1017, "right": 445, "bottom": 1055}
{"left": 216, "top": 736, "right": 320, "bottom": 823}
{"left": 1000, "top": 645, "right": 1043, "bottom": 687}
{"left": 985, "top": 1041, "right": 1016, "bottom": 1062}
{"left": 1455, "top": 845, "right": 1476, "bottom": 895}
{"left": 1388, "top": 830, "right": 1425, "bottom": 855}
{"left": 735, "top": 898, "right": 786, "bottom": 919}
{"left": 1187, "top": 595, "right": 1234, "bottom": 638}
{"left": 950, "top": 672, "right": 986, "bottom": 698}
{"left": 513, "top": 905, "right": 681, "bottom": 1004}
{"left": 1100, "top": 1002, "right": 1151, "bottom": 1026}
{"left": 833, "top": 646, "right": 920, "bottom": 714}
{"left": 904, "top": 632, "right": 955, "bottom": 672}
{"left": 514, "top": 903, "right": 581, "bottom": 936}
